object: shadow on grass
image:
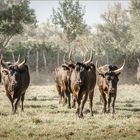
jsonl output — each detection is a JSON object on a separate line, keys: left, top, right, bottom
{"left": 116, "top": 107, "right": 140, "bottom": 112}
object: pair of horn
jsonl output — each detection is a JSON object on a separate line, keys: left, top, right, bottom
{"left": 83, "top": 50, "right": 93, "bottom": 64}
{"left": 1, "top": 57, "right": 26, "bottom": 69}
{"left": 63, "top": 49, "right": 74, "bottom": 64}
{"left": 96, "top": 60, "right": 125, "bottom": 75}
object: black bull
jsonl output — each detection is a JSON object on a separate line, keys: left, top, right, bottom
{"left": 70, "top": 60, "right": 96, "bottom": 118}
{"left": 0, "top": 58, "right": 30, "bottom": 114}
{"left": 96, "top": 60, "right": 125, "bottom": 113}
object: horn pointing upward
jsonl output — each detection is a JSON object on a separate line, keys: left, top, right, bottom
{"left": 84, "top": 50, "right": 93, "bottom": 64}
{"left": 15, "top": 54, "right": 20, "bottom": 65}
{"left": 113, "top": 60, "right": 125, "bottom": 74}
{"left": 18, "top": 57, "right": 26, "bottom": 69}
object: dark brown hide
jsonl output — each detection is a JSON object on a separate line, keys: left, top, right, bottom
{"left": 0, "top": 59, "right": 30, "bottom": 114}
{"left": 70, "top": 62, "right": 96, "bottom": 118}
{"left": 97, "top": 62, "right": 124, "bottom": 114}
{"left": 54, "top": 64, "right": 72, "bottom": 108}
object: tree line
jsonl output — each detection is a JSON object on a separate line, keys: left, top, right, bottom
{"left": 0, "top": 0, "right": 140, "bottom": 75}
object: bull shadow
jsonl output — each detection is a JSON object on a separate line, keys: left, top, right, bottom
{"left": 83, "top": 108, "right": 99, "bottom": 115}
{"left": 25, "top": 105, "right": 47, "bottom": 108}
{"left": 0, "top": 112, "right": 9, "bottom": 116}
{"left": 27, "top": 96, "right": 59, "bottom": 102}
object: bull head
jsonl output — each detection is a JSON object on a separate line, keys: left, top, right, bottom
{"left": 96, "top": 60, "right": 125, "bottom": 76}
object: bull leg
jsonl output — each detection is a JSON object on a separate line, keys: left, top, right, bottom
{"left": 13, "top": 97, "right": 20, "bottom": 114}
{"left": 76, "top": 94, "right": 81, "bottom": 115}
{"left": 72, "top": 95, "right": 76, "bottom": 108}
{"left": 107, "top": 94, "right": 111, "bottom": 113}
{"left": 102, "top": 93, "right": 107, "bottom": 113}
{"left": 66, "top": 90, "right": 71, "bottom": 109}
{"left": 21, "top": 92, "right": 25, "bottom": 111}
{"left": 79, "top": 93, "right": 88, "bottom": 118}
{"left": 62, "top": 91, "right": 67, "bottom": 106}
{"left": 99, "top": 95, "right": 103, "bottom": 104}
{"left": 89, "top": 91, "right": 94, "bottom": 116}
{"left": 6, "top": 92, "right": 14, "bottom": 112}
{"left": 111, "top": 95, "right": 116, "bottom": 114}
{"left": 56, "top": 85, "right": 62, "bottom": 104}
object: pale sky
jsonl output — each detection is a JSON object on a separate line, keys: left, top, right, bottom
{"left": 30, "top": 0, "right": 129, "bottom": 28}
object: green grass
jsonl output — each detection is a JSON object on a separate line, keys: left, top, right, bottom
{"left": 0, "top": 84, "right": 140, "bottom": 140}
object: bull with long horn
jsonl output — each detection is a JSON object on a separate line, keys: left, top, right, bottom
{"left": 96, "top": 60, "right": 125, "bottom": 114}
{"left": 0, "top": 57, "right": 30, "bottom": 114}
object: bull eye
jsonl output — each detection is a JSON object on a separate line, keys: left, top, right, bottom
{"left": 107, "top": 76, "right": 111, "bottom": 81}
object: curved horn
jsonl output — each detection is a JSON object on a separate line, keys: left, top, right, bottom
{"left": 82, "top": 52, "right": 87, "bottom": 63}
{"left": 68, "top": 49, "right": 72, "bottom": 60}
{"left": 96, "top": 60, "right": 100, "bottom": 73}
{"left": 137, "top": 58, "right": 140, "bottom": 65}
{"left": 96, "top": 60, "right": 106, "bottom": 75}
{"left": 63, "top": 54, "right": 67, "bottom": 64}
{"left": 0, "top": 59, "right": 9, "bottom": 69}
{"left": 68, "top": 49, "right": 75, "bottom": 64}
{"left": 84, "top": 50, "right": 93, "bottom": 64}
{"left": 113, "top": 60, "right": 125, "bottom": 74}
{"left": 18, "top": 57, "right": 26, "bottom": 69}
{"left": 14, "top": 54, "right": 20, "bottom": 65}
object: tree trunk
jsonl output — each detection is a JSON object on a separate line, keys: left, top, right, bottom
{"left": 12, "top": 52, "right": 15, "bottom": 62}
{"left": 43, "top": 50, "right": 47, "bottom": 70}
{"left": 36, "top": 50, "right": 39, "bottom": 75}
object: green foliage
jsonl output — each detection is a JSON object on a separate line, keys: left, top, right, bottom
{"left": 129, "top": 0, "right": 140, "bottom": 51}
{"left": 0, "top": 0, "right": 36, "bottom": 52}
{"left": 52, "top": 0, "right": 88, "bottom": 43}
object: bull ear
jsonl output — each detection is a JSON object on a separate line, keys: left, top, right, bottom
{"left": 0, "top": 59, "right": 9, "bottom": 69}
{"left": 62, "top": 64, "right": 70, "bottom": 70}
{"left": 18, "top": 57, "right": 26, "bottom": 69}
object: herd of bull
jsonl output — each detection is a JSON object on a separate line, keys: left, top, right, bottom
{"left": 0, "top": 51, "right": 139, "bottom": 118}
{"left": 54, "top": 50, "right": 125, "bottom": 118}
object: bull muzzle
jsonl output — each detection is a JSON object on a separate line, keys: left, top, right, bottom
{"left": 109, "top": 88, "right": 116, "bottom": 93}
{"left": 76, "top": 80, "right": 83, "bottom": 86}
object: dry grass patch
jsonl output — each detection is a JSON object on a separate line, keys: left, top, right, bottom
{"left": 0, "top": 84, "right": 140, "bottom": 139}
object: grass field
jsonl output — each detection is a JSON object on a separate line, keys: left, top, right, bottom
{"left": 0, "top": 83, "right": 140, "bottom": 140}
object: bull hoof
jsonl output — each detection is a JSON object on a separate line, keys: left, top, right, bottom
{"left": 78, "top": 114, "right": 84, "bottom": 118}
{"left": 91, "top": 113, "right": 93, "bottom": 116}
{"left": 107, "top": 110, "right": 110, "bottom": 113}
{"left": 68, "top": 106, "right": 71, "bottom": 109}
{"left": 72, "top": 105, "right": 76, "bottom": 108}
